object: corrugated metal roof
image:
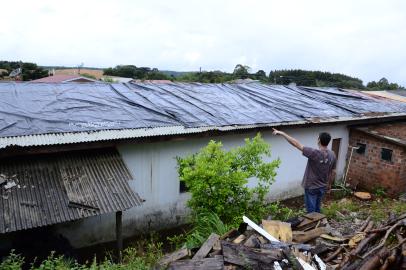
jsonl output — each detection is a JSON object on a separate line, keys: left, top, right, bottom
{"left": 1, "top": 113, "right": 406, "bottom": 149}
{"left": 0, "top": 82, "right": 406, "bottom": 148}
{"left": 0, "top": 148, "right": 142, "bottom": 233}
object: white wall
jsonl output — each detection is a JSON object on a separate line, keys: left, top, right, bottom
{"left": 57, "top": 124, "right": 349, "bottom": 248}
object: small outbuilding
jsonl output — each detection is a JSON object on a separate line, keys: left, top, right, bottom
{"left": 346, "top": 122, "right": 406, "bottom": 196}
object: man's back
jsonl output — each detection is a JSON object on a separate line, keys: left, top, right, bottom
{"left": 302, "top": 147, "right": 336, "bottom": 189}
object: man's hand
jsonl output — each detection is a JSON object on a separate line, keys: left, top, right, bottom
{"left": 272, "top": 128, "right": 304, "bottom": 152}
{"left": 272, "top": 128, "right": 283, "bottom": 136}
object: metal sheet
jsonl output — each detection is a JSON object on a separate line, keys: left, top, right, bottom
{"left": 0, "top": 148, "right": 142, "bottom": 233}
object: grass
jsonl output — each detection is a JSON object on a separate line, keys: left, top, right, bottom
{"left": 0, "top": 237, "right": 163, "bottom": 270}
{"left": 369, "top": 198, "right": 406, "bottom": 221}
{"left": 322, "top": 199, "right": 361, "bottom": 220}
{"left": 322, "top": 194, "right": 406, "bottom": 222}
{"left": 185, "top": 211, "right": 233, "bottom": 249}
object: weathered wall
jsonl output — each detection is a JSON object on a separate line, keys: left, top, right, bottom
{"left": 347, "top": 129, "right": 405, "bottom": 196}
{"left": 57, "top": 124, "right": 349, "bottom": 248}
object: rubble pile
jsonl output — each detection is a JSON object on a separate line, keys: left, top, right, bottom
{"left": 158, "top": 211, "right": 406, "bottom": 270}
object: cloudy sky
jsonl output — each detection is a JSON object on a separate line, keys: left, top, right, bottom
{"left": 1, "top": 0, "right": 406, "bottom": 85}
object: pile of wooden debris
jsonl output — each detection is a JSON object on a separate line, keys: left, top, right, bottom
{"left": 158, "top": 211, "right": 406, "bottom": 270}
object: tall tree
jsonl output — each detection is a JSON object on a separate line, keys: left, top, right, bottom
{"left": 366, "top": 77, "right": 404, "bottom": 90}
{"left": 233, "top": 64, "right": 250, "bottom": 79}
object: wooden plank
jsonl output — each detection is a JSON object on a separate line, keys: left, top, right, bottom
{"left": 293, "top": 227, "right": 327, "bottom": 243}
{"left": 222, "top": 240, "right": 283, "bottom": 270}
{"left": 212, "top": 239, "right": 221, "bottom": 251}
{"left": 167, "top": 256, "right": 224, "bottom": 270}
{"left": 232, "top": 234, "right": 246, "bottom": 244}
{"left": 296, "top": 213, "right": 325, "bottom": 230}
{"left": 220, "top": 228, "right": 239, "bottom": 240}
{"left": 158, "top": 248, "right": 190, "bottom": 266}
{"left": 192, "top": 233, "right": 220, "bottom": 260}
{"left": 244, "top": 234, "right": 260, "bottom": 248}
{"left": 242, "top": 216, "right": 279, "bottom": 242}
{"left": 261, "top": 242, "right": 313, "bottom": 251}
{"left": 262, "top": 220, "right": 292, "bottom": 242}
{"left": 243, "top": 216, "right": 317, "bottom": 270}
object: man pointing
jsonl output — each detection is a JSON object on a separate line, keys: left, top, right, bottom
{"left": 272, "top": 128, "right": 336, "bottom": 213}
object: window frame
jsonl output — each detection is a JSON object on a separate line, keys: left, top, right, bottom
{"left": 381, "top": 148, "right": 393, "bottom": 162}
{"left": 356, "top": 143, "right": 367, "bottom": 155}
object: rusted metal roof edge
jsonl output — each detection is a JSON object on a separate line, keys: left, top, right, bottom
{"left": 1, "top": 113, "right": 406, "bottom": 149}
{"left": 353, "top": 127, "right": 406, "bottom": 148}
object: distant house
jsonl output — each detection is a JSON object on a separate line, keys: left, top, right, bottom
{"left": 31, "top": 74, "right": 99, "bottom": 83}
{"left": 0, "top": 82, "right": 405, "bottom": 250}
{"left": 102, "top": 76, "right": 133, "bottom": 83}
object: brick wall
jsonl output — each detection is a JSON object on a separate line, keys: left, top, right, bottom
{"left": 347, "top": 129, "right": 406, "bottom": 196}
{"left": 369, "top": 122, "right": 406, "bottom": 139}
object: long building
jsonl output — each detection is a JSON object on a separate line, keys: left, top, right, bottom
{"left": 0, "top": 81, "right": 405, "bottom": 249}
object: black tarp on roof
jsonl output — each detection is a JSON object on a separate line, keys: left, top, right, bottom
{"left": 0, "top": 82, "right": 405, "bottom": 138}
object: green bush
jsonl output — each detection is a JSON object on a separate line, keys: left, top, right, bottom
{"left": 177, "top": 133, "right": 280, "bottom": 226}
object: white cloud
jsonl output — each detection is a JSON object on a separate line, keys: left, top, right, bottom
{"left": 1, "top": 0, "right": 406, "bottom": 85}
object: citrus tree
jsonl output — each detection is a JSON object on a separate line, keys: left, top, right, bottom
{"left": 177, "top": 133, "right": 280, "bottom": 225}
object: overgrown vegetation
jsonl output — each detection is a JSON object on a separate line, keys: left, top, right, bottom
{"left": 0, "top": 237, "right": 163, "bottom": 270}
{"left": 322, "top": 199, "right": 361, "bottom": 220}
{"left": 177, "top": 133, "right": 280, "bottom": 226}
{"left": 184, "top": 212, "right": 233, "bottom": 249}
{"left": 322, "top": 192, "right": 406, "bottom": 222}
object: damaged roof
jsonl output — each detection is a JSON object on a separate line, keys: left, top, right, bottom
{"left": 0, "top": 148, "right": 142, "bottom": 233}
{"left": 354, "top": 122, "right": 406, "bottom": 148}
{"left": 0, "top": 81, "right": 406, "bottom": 148}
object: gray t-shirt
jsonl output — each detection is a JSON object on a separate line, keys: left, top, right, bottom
{"left": 302, "top": 147, "right": 336, "bottom": 189}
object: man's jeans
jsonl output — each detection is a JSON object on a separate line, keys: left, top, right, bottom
{"left": 304, "top": 187, "right": 326, "bottom": 213}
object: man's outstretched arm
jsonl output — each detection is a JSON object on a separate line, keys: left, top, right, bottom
{"left": 272, "top": 128, "right": 304, "bottom": 152}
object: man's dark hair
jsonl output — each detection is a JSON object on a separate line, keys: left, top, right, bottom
{"left": 319, "top": 132, "right": 331, "bottom": 146}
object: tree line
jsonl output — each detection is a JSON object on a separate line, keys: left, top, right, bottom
{"left": 103, "top": 64, "right": 404, "bottom": 90}
{"left": 1, "top": 60, "right": 404, "bottom": 90}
